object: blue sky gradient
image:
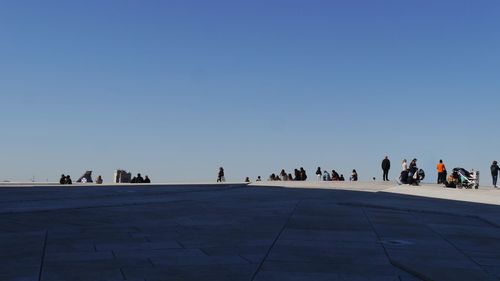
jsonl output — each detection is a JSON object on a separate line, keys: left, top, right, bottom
{"left": 1, "top": 0, "right": 499, "bottom": 182}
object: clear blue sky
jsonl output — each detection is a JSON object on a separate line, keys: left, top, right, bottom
{"left": 1, "top": 0, "right": 499, "bottom": 183}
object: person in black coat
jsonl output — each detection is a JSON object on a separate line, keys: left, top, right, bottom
{"left": 381, "top": 156, "right": 391, "bottom": 181}
{"left": 491, "top": 161, "right": 500, "bottom": 188}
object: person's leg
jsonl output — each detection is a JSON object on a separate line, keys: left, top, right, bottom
{"left": 493, "top": 175, "right": 498, "bottom": 187}
{"left": 437, "top": 172, "right": 441, "bottom": 184}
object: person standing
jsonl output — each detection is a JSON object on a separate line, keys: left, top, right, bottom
{"left": 315, "top": 167, "right": 322, "bottom": 181}
{"left": 381, "top": 156, "right": 391, "bottom": 181}
{"left": 402, "top": 159, "right": 408, "bottom": 171}
{"left": 491, "top": 161, "right": 500, "bottom": 188}
{"left": 436, "top": 160, "right": 446, "bottom": 184}
{"left": 217, "top": 167, "right": 225, "bottom": 182}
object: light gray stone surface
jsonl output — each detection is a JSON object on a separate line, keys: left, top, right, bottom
{"left": 1, "top": 183, "right": 500, "bottom": 280}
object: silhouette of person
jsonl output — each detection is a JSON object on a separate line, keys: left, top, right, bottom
{"left": 381, "top": 156, "right": 390, "bottom": 181}
{"left": 217, "top": 167, "right": 225, "bottom": 182}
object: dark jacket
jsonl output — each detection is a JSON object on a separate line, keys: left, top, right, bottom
{"left": 491, "top": 164, "right": 500, "bottom": 176}
{"left": 382, "top": 159, "right": 390, "bottom": 170}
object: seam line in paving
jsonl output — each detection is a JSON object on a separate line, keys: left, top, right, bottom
{"left": 361, "top": 208, "right": 426, "bottom": 281}
{"left": 250, "top": 199, "right": 302, "bottom": 281}
{"left": 340, "top": 201, "right": 500, "bottom": 229}
{"left": 37, "top": 230, "right": 49, "bottom": 281}
{"left": 409, "top": 211, "right": 497, "bottom": 279}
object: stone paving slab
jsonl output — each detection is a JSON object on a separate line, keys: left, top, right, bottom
{"left": 1, "top": 183, "right": 500, "bottom": 280}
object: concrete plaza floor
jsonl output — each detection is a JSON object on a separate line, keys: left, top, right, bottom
{"left": 1, "top": 182, "right": 500, "bottom": 281}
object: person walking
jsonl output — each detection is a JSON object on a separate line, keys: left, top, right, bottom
{"left": 436, "top": 160, "right": 446, "bottom": 184}
{"left": 217, "top": 167, "right": 225, "bottom": 182}
{"left": 381, "top": 156, "right": 391, "bottom": 181}
{"left": 491, "top": 161, "right": 500, "bottom": 188}
{"left": 402, "top": 159, "right": 408, "bottom": 171}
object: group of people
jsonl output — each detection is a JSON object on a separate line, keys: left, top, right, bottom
{"left": 130, "top": 173, "right": 151, "bottom": 184}
{"left": 267, "top": 167, "right": 308, "bottom": 181}
{"left": 59, "top": 174, "right": 104, "bottom": 185}
{"left": 316, "top": 167, "right": 355, "bottom": 181}
{"left": 229, "top": 157, "right": 500, "bottom": 188}
{"left": 59, "top": 174, "right": 73, "bottom": 185}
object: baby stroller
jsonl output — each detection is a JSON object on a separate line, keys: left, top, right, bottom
{"left": 451, "top": 168, "right": 479, "bottom": 189}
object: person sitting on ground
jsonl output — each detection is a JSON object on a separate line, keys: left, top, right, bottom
{"left": 339, "top": 174, "right": 345, "bottom": 181}
{"left": 445, "top": 174, "right": 457, "bottom": 188}
{"left": 96, "top": 175, "right": 103, "bottom": 184}
{"left": 300, "top": 167, "right": 307, "bottom": 181}
{"left": 323, "top": 170, "right": 331, "bottom": 181}
{"left": 144, "top": 176, "right": 151, "bottom": 183}
{"left": 294, "top": 169, "right": 300, "bottom": 181}
{"left": 256, "top": 176, "right": 262, "bottom": 181}
{"left": 65, "top": 175, "right": 72, "bottom": 185}
{"left": 60, "top": 174, "right": 66, "bottom": 185}
{"left": 268, "top": 173, "right": 276, "bottom": 181}
{"left": 408, "top": 159, "right": 418, "bottom": 185}
{"left": 288, "top": 173, "right": 293, "bottom": 181}
{"left": 131, "top": 176, "right": 137, "bottom": 183}
{"left": 280, "top": 169, "right": 288, "bottom": 181}
{"left": 245, "top": 177, "right": 250, "bottom": 183}
{"left": 136, "top": 173, "right": 144, "bottom": 183}
{"left": 331, "top": 170, "right": 340, "bottom": 181}
{"left": 350, "top": 169, "right": 358, "bottom": 181}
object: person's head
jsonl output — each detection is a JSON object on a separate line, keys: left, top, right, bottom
{"left": 66, "top": 175, "right": 71, "bottom": 179}
{"left": 439, "top": 159, "right": 443, "bottom": 163}
{"left": 61, "top": 174, "right": 65, "bottom": 178}
{"left": 219, "top": 167, "right": 223, "bottom": 170}
{"left": 403, "top": 159, "right": 407, "bottom": 163}
{"left": 145, "top": 175, "right": 149, "bottom": 179}
{"left": 373, "top": 177, "right": 376, "bottom": 181}
{"left": 137, "top": 173, "right": 141, "bottom": 177}
{"left": 385, "top": 156, "right": 388, "bottom": 159}
{"left": 257, "top": 176, "right": 261, "bottom": 179}
{"left": 353, "top": 169, "right": 357, "bottom": 173}
{"left": 413, "top": 158, "right": 417, "bottom": 162}
{"left": 494, "top": 161, "right": 498, "bottom": 165}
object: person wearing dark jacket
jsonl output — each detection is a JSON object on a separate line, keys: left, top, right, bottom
{"left": 299, "top": 167, "right": 307, "bottom": 181}
{"left": 144, "top": 176, "right": 151, "bottom": 184}
{"left": 315, "top": 167, "right": 322, "bottom": 181}
{"left": 491, "top": 161, "right": 500, "bottom": 188}
{"left": 60, "top": 174, "right": 66, "bottom": 185}
{"left": 217, "top": 167, "right": 225, "bottom": 182}
{"left": 294, "top": 169, "right": 300, "bottom": 181}
{"left": 381, "top": 156, "right": 391, "bottom": 181}
{"left": 136, "top": 173, "right": 144, "bottom": 183}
